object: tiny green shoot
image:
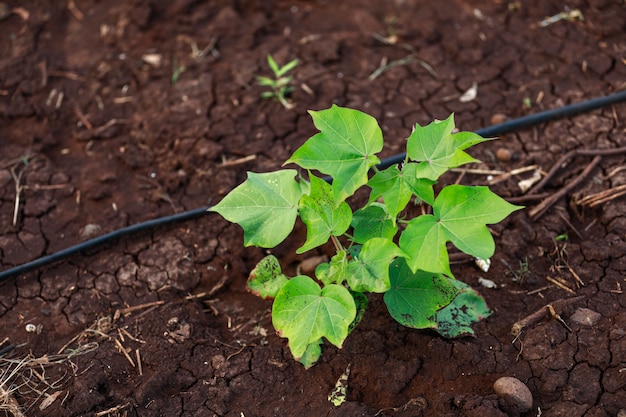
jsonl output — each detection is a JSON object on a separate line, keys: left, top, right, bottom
{"left": 210, "top": 105, "right": 522, "bottom": 367}
{"left": 256, "top": 54, "right": 298, "bottom": 109}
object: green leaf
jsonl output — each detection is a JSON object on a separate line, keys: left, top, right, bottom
{"left": 406, "top": 114, "right": 491, "bottom": 180}
{"left": 272, "top": 276, "right": 356, "bottom": 360}
{"left": 400, "top": 185, "right": 522, "bottom": 275}
{"left": 346, "top": 238, "right": 407, "bottom": 293}
{"left": 247, "top": 255, "right": 289, "bottom": 299}
{"left": 383, "top": 258, "right": 459, "bottom": 329}
{"left": 351, "top": 203, "right": 397, "bottom": 244}
{"left": 209, "top": 170, "right": 302, "bottom": 248}
{"left": 299, "top": 339, "right": 323, "bottom": 369}
{"left": 286, "top": 105, "right": 383, "bottom": 205}
{"left": 436, "top": 279, "right": 492, "bottom": 338}
{"left": 315, "top": 250, "right": 348, "bottom": 286}
{"left": 276, "top": 58, "right": 299, "bottom": 77}
{"left": 297, "top": 175, "right": 352, "bottom": 254}
{"left": 257, "top": 76, "right": 277, "bottom": 87}
{"left": 267, "top": 54, "right": 280, "bottom": 77}
{"left": 367, "top": 163, "right": 435, "bottom": 220}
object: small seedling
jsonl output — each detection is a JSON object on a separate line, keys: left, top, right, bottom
{"left": 210, "top": 105, "right": 522, "bottom": 367}
{"left": 256, "top": 54, "right": 298, "bottom": 109}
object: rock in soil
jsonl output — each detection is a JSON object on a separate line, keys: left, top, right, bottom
{"left": 493, "top": 376, "right": 533, "bottom": 414}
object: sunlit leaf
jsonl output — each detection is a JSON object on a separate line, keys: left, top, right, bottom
{"left": 406, "top": 114, "right": 491, "bottom": 180}
{"left": 209, "top": 170, "right": 302, "bottom": 248}
{"left": 247, "top": 255, "right": 288, "bottom": 299}
{"left": 286, "top": 105, "right": 383, "bottom": 205}
{"left": 272, "top": 276, "right": 356, "bottom": 360}
{"left": 400, "top": 185, "right": 522, "bottom": 275}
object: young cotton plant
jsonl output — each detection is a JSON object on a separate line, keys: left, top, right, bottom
{"left": 210, "top": 105, "right": 521, "bottom": 367}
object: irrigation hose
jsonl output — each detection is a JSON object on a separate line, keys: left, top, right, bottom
{"left": 1, "top": 89, "right": 626, "bottom": 282}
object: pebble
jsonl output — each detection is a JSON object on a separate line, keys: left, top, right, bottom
{"left": 0, "top": 3, "right": 10, "bottom": 21}
{"left": 493, "top": 376, "right": 533, "bottom": 413}
{"left": 570, "top": 307, "right": 602, "bottom": 327}
{"left": 495, "top": 148, "right": 513, "bottom": 162}
{"left": 490, "top": 113, "right": 508, "bottom": 125}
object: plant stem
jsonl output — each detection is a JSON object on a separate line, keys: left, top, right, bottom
{"left": 330, "top": 235, "right": 343, "bottom": 252}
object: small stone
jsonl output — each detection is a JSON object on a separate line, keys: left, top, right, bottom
{"left": 81, "top": 224, "right": 102, "bottom": 239}
{"left": 491, "top": 113, "right": 508, "bottom": 125}
{"left": 496, "top": 148, "right": 512, "bottom": 162}
{"left": 0, "top": 3, "right": 10, "bottom": 21}
{"left": 299, "top": 255, "right": 328, "bottom": 274}
{"left": 570, "top": 307, "right": 602, "bottom": 327}
{"left": 494, "top": 376, "right": 533, "bottom": 413}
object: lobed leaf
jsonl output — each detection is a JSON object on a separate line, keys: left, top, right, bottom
{"left": 367, "top": 163, "right": 435, "bottom": 220}
{"left": 345, "top": 238, "right": 407, "bottom": 293}
{"left": 209, "top": 170, "right": 302, "bottom": 248}
{"left": 297, "top": 175, "right": 352, "bottom": 254}
{"left": 272, "top": 276, "right": 356, "bottom": 360}
{"left": 400, "top": 185, "right": 522, "bottom": 275}
{"left": 286, "top": 105, "right": 383, "bottom": 205}
{"left": 350, "top": 203, "right": 396, "bottom": 244}
{"left": 315, "top": 250, "right": 348, "bottom": 286}
{"left": 384, "top": 258, "right": 459, "bottom": 329}
{"left": 406, "top": 114, "right": 491, "bottom": 180}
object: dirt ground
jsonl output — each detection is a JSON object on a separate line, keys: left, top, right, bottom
{"left": 1, "top": 0, "right": 626, "bottom": 416}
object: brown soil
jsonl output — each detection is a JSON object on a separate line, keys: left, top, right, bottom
{"left": 1, "top": 1, "right": 626, "bottom": 416}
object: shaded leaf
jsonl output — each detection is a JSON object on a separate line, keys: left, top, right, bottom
{"left": 367, "top": 163, "right": 436, "bottom": 220}
{"left": 436, "top": 279, "right": 492, "bottom": 337}
{"left": 298, "top": 175, "right": 352, "bottom": 254}
{"left": 351, "top": 203, "right": 397, "bottom": 244}
{"left": 346, "top": 238, "right": 406, "bottom": 293}
{"left": 384, "top": 258, "right": 459, "bottom": 329}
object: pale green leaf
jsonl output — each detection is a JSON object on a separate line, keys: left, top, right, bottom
{"left": 247, "top": 255, "right": 289, "bottom": 299}
{"left": 383, "top": 258, "right": 459, "bottom": 329}
{"left": 209, "top": 170, "right": 302, "bottom": 248}
{"left": 297, "top": 175, "right": 352, "bottom": 254}
{"left": 299, "top": 339, "right": 323, "bottom": 369}
{"left": 400, "top": 185, "right": 522, "bottom": 275}
{"left": 399, "top": 215, "right": 452, "bottom": 276}
{"left": 272, "top": 276, "right": 356, "bottom": 360}
{"left": 436, "top": 185, "right": 523, "bottom": 259}
{"left": 315, "top": 250, "right": 348, "bottom": 286}
{"left": 406, "top": 114, "right": 490, "bottom": 180}
{"left": 286, "top": 105, "right": 383, "bottom": 205}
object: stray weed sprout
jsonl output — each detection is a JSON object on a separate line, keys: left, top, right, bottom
{"left": 256, "top": 54, "right": 298, "bottom": 109}
{"left": 211, "top": 105, "right": 522, "bottom": 367}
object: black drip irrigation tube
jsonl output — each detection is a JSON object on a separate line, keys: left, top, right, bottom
{"left": 2, "top": 90, "right": 626, "bottom": 283}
